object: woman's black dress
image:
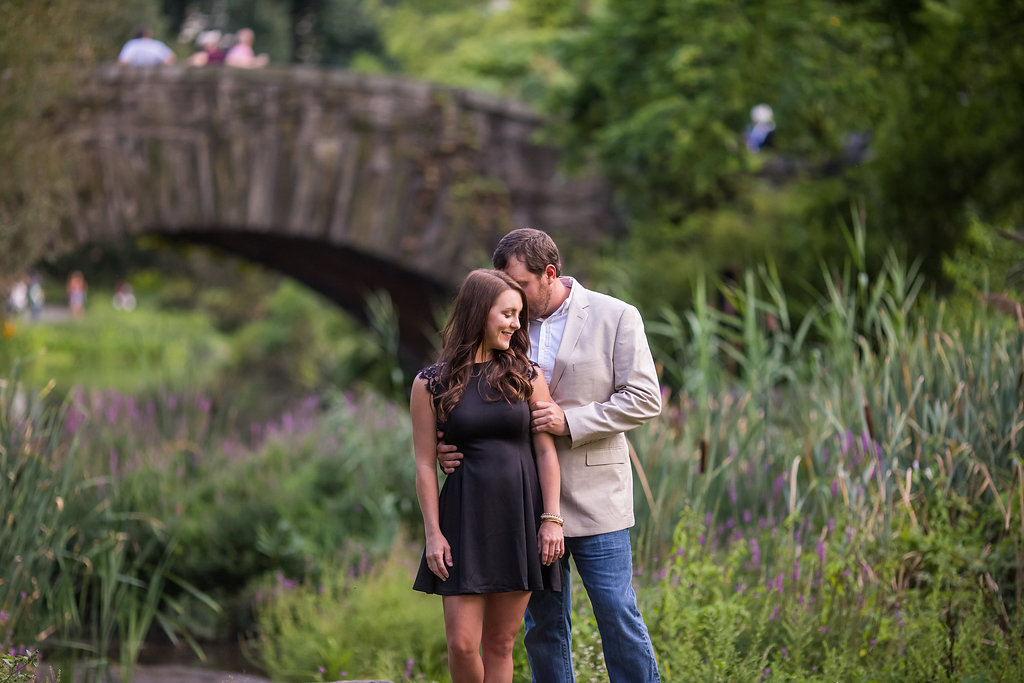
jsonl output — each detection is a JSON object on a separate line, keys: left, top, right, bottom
{"left": 413, "top": 362, "right": 561, "bottom": 595}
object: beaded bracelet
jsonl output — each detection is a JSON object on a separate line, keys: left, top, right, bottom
{"left": 540, "top": 513, "right": 564, "bottom": 526}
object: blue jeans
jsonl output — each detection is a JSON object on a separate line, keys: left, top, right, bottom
{"left": 523, "top": 529, "right": 660, "bottom": 683}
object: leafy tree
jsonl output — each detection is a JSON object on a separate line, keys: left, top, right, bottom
{"left": 369, "top": 0, "right": 590, "bottom": 99}
{"left": 869, "top": 0, "right": 1024, "bottom": 279}
{"left": 0, "top": 0, "right": 166, "bottom": 290}
{"left": 547, "top": 0, "right": 1024, "bottom": 299}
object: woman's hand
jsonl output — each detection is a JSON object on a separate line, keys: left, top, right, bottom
{"left": 425, "top": 533, "right": 453, "bottom": 580}
{"left": 539, "top": 520, "right": 564, "bottom": 566}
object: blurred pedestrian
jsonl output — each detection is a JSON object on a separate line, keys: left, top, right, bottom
{"left": 7, "top": 276, "right": 27, "bottom": 316}
{"left": 225, "top": 28, "right": 268, "bottom": 68}
{"left": 28, "top": 270, "right": 44, "bottom": 321}
{"left": 189, "top": 30, "right": 226, "bottom": 66}
{"left": 745, "top": 103, "right": 776, "bottom": 152}
{"left": 67, "top": 271, "right": 87, "bottom": 319}
{"left": 112, "top": 281, "right": 137, "bottom": 311}
{"left": 118, "top": 25, "right": 176, "bottom": 66}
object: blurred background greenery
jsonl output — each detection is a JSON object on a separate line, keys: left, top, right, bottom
{"left": 3, "top": 1, "right": 1024, "bottom": 681}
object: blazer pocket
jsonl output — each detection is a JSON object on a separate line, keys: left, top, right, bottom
{"left": 586, "top": 447, "right": 626, "bottom": 466}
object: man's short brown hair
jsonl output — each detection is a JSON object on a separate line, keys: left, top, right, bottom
{"left": 492, "top": 228, "right": 562, "bottom": 277}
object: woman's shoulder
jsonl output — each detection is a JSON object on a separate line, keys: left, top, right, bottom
{"left": 417, "top": 362, "right": 446, "bottom": 396}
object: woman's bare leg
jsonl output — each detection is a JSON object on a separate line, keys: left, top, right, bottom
{"left": 481, "top": 591, "right": 531, "bottom": 683}
{"left": 443, "top": 595, "right": 486, "bottom": 682}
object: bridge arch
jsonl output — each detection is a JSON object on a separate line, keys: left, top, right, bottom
{"left": 50, "top": 65, "right": 622, "bottom": 361}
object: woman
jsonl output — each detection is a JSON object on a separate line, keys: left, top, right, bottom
{"left": 411, "top": 269, "right": 563, "bottom": 682}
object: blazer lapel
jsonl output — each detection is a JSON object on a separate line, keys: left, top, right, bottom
{"left": 548, "top": 286, "right": 589, "bottom": 394}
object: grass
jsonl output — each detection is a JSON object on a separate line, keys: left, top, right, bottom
{"left": 0, "top": 296, "right": 228, "bottom": 392}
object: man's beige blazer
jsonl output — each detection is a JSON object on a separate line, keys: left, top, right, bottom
{"left": 545, "top": 282, "right": 662, "bottom": 537}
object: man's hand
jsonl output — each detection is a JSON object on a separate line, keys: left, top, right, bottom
{"left": 530, "top": 400, "right": 569, "bottom": 437}
{"left": 437, "top": 430, "right": 463, "bottom": 474}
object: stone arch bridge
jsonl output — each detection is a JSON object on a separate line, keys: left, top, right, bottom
{"left": 51, "top": 65, "right": 622, "bottom": 363}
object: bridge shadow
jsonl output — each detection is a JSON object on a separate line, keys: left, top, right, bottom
{"left": 163, "top": 230, "right": 450, "bottom": 367}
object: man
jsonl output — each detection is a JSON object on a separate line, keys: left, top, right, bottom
{"left": 118, "top": 26, "right": 176, "bottom": 66}
{"left": 439, "top": 228, "right": 662, "bottom": 681}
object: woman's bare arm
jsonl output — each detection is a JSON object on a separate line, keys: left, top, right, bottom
{"left": 411, "top": 377, "right": 451, "bottom": 579}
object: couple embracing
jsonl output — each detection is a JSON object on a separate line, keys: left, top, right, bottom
{"left": 411, "top": 228, "right": 662, "bottom": 682}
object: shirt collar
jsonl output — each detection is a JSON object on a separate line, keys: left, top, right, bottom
{"left": 537, "top": 276, "right": 575, "bottom": 322}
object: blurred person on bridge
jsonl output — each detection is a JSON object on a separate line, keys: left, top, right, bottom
{"left": 189, "top": 30, "right": 226, "bottom": 67}
{"left": 118, "top": 25, "right": 176, "bottom": 66}
{"left": 224, "top": 28, "right": 268, "bottom": 69}
{"left": 438, "top": 229, "right": 664, "bottom": 682}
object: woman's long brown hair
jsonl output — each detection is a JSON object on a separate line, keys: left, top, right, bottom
{"left": 434, "top": 269, "right": 533, "bottom": 422}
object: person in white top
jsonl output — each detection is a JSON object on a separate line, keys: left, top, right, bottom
{"left": 439, "top": 228, "right": 663, "bottom": 682}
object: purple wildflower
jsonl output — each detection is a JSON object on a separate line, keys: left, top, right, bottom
{"left": 773, "top": 474, "right": 785, "bottom": 496}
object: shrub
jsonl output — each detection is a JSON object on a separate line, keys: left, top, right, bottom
{"left": 251, "top": 546, "right": 449, "bottom": 682}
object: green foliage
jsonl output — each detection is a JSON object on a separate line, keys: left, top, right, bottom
{"left": 223, "top": 280, "right": 409, "bottom": 413}
{"left": 371, "top": 0, "right": 586, "bottom": 99}
{"left": 549, "top": 0, "right": 884, "bottom": 210}
{"left": 547, "top": 0, "right": 1024, "bottom": 300}
{"left": 870, "top": 0, "right": 1024, "bottom": 279}
{"left": 251, "top": 549, "right": 449, "bottom": 682}
{"left": 0, "top": 650, "right": 60, "bottom": 683}
{"left": 0, "top": 370, "right": 215, "bottom": 679}
{"left": 0, "top": 299, "right": 228, "bottom": 393}
{"left": 643, "top": 507, "right": 1024, "bottom": 681}
{"left": 0, "top": 0, "right": 167, "bottom": 283}
{"left": 107, "top": 387, "right": 418, "bottom": 637}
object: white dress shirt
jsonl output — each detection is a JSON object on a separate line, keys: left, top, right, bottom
{"left": 529, "top": 277, "right": 576, "bottom": 383}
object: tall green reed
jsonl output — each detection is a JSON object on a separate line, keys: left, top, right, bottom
{"left": 0, "top": 367, "right": 217, "bottom": 681}
{"left": 635, "top": 225, "right": 1024, "bottom": 608}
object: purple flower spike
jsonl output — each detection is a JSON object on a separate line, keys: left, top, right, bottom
{"left": 773, "top": 474, "right": 785, "bottom": 496}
